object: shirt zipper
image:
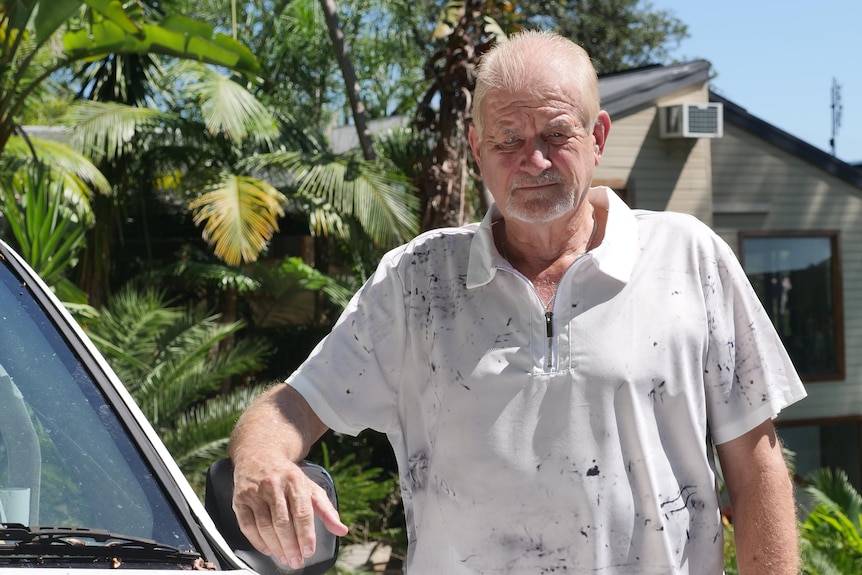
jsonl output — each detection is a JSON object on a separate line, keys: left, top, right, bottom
{"left": 499, "top": 254, "right": 591, "bottom": 373}
{"left": 531, "top": 281, "right": 556, "bottom": 372}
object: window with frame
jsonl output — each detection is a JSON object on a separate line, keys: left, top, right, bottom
{"left": 741, "top": 231, "right": 844, "bottom": 381}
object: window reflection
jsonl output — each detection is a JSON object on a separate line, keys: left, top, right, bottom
{"left": 742, "top": 234, "right": 840, "bottom": 379}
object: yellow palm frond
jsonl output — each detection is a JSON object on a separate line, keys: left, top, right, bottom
{"left": 190, "top": 174, "right": 286, "bottom": 266}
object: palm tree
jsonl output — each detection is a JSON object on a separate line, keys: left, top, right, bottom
{"left": 0, "top": 0, "right": 263, "bottom": 308}
{"left": 0, "top": 0, "right": 259, "bottom": 167}
{"left": 66, "top": 62, "right": 418, "bottom": 279}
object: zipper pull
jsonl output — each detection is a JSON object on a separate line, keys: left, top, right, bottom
{"left": 545, "top": 311, "right": 553, "bottom": 338}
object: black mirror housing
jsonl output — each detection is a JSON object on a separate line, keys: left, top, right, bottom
{"left": 204, "top": 458, "right": 340, "bottom": 575}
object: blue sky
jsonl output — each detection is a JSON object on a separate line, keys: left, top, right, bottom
{"left": 646, "top": 0, "right": 862, "bottom": 165}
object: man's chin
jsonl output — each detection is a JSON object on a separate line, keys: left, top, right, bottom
{"left": 506, "top": 201, "right": 573, "bottom": 224}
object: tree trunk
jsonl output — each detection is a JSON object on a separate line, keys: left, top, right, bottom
{"left": 418, "top": 0, "right": 484, "bottom": 231}
{"left": 319, "top": 0, "right": 376, "bottom": 162}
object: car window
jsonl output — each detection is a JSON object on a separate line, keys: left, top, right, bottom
{"left": 0, "top": 260, "right": 195, "bottom": 551}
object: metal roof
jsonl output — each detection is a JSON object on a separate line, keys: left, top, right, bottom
{"left": 598, "top": 60, "right": 712, "bottom": 116}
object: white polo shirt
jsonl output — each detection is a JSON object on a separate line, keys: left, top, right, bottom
{"left": 288, "top": 186, "right": 807, "bottom": 574}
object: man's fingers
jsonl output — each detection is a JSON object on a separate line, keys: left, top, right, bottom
{"left": 233, "top": 500, "right": 271, "bottom": 555}
{"left": 282, "top": 476, "right": 318, "bottom": 564}
{"left": 310, "top": 483, "right": 349, "bottom": 537}
{"left": 232, "top": 463, "right": 348, "bottom": 570}
{"left": 234, "top": 473, "right": 305, "bottom": 567}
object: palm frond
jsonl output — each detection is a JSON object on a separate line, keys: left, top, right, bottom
{"left": 246, "top": 256, "right": 355, "bottom": 327}
{"left": 182, "top": 63, "right": 280, "bottom": 146}
{"left": 85, "top": 284, "right": 269, "bottom": 426}
{"left": 247, "top": 150, "right": 419, "bottom": 247}
{"left": 164, "top": 385, "right": 265, "bottom": 464}
{"left": 805, "top": 467, "right": 862, "bottom": 528}
{"left": 4, "top": 133, "right": 110, "bottom": 198}
{"left": 800, "top": 538, "right": 843, "bottom": 575}
{"left": 189, "top": 173, "right": 287, "bottom": 266}
{"left": 81, "top": 286, "right": 184, "bottom": 388}
{"left": 63, "top": 100, "right": 173, "bottom": 164}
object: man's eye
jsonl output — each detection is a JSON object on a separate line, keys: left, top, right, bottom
{"left": 494, "top": 137, "right": 520, "bottom": 150}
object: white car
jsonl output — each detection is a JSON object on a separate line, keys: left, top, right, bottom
{"left": 0, "top": 239, "right": 338, "bottom": 574}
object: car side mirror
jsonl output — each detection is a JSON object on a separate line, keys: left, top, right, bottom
{"left": 204, "top": 458, "right": 339, "bottom": 575}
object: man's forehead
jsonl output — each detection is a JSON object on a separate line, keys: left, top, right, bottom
{"left": 480, "top": 85, "right": 581, "bottom": 121}
{"left": 484, "top": 105, "right": 581, "bottom": 134}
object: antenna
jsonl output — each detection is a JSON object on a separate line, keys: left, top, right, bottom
{"left": 831, "top": 77, "right": 842, "bottom": 157}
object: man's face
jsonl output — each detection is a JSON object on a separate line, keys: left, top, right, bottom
{"left": 469, "top": 83, "right": 607, "bottom": 224}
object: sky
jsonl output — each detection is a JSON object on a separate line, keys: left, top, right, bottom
{"left": 646, "top": 0, "right": 862, "bottom": 165}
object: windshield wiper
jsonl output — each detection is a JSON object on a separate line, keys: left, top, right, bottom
{"left": 0, "top": 525, "right": 208, "bottom": 568}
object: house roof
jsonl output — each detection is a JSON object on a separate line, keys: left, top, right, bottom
{"left": 598, "top": 60, "right": 712, "bottom": 117}
{"left": 712, "top": 92, "right": 862, "bottom": 189}
{"left": 597, "top": 61, "right": 862, "bottom": 190}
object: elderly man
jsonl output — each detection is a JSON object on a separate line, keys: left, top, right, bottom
{"left": 228, "top": 30, "right": 806, "bottom": 574}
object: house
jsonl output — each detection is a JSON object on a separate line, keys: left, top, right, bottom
{"left": 593, "top": 60, "right": 862, "bottom": 487}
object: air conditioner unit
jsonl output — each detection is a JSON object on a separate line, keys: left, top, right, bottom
{"left": 659, "top": 103, "right": 723, "bottom": 138}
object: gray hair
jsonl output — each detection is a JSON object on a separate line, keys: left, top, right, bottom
{"left": 472, "top": 30, "right": 600, "bottom": 135}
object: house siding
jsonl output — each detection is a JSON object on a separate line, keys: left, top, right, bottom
{"left": 596, "top": 84, "right": 714, "bottom": 225}
{"left": 711, "top": 123, "right": 862, "bottom": 422}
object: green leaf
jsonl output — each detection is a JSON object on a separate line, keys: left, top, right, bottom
{"left": 34, "top": 0, "right": 82, "bottom": 43}
{"left": 0, "top": 166, "right": 90, "bottom": 290}
{"left": 4, "top": 0, "right": 38, "bottom": 32}
{"left": 62, "top": 18, "right": 131, "bottom": 56}
{"left": 182, "top": 63, "right": 278, "bottom": 145}
{"left": 81, "top": 0, "right": 142, "bottom": 34}
{"left": 6, "top": 133, "right": 110, "bottom": 198}
{"left": 64, "top": 100, "right": 171, "bottom": 164}
{"left": 62, "top": 18, "right": 260, "bottom": 74}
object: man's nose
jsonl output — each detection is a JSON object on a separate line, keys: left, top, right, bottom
{"left": 521, "top": 139, "right": 552, "bottom": 175}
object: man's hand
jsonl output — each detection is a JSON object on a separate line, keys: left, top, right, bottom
{"left": 228, "top": 384, "right": 348, "bottom": 570}
{"left": 232, "top": 457, "right": 349, "bottom": 569}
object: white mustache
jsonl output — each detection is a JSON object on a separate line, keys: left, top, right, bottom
{"left": 511, "top": 170, "right": 563, "bottom": 189}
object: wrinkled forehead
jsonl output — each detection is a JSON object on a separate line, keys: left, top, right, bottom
{"left": 476, "top": 81, "right": 587, "bottom": 136}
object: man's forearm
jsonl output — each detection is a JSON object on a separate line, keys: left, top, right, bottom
{"left": 731, "top": 473, "right": 799, "bottom": 574}
{"left": 229, "top": 383, "right": 328, "bottom": 463}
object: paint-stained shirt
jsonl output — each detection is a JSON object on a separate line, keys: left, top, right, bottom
{"left": 287, "top": 186, "right": 807, "bottom": 574}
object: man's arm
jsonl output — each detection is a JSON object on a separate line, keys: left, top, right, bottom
{"left": 716, "top": 419, "right": 799, "bottom": 574}
{"left": 228, "top": 384, "right": 348, "bottom": 570}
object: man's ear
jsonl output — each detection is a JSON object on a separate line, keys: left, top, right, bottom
{"left": 468, "top": 123, "right": 482, "bottom": 169}
{"left": 592, "top": 111, "right": 611, "bottom": 163}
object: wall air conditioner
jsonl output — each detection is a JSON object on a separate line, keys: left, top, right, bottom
{"left": 658, "top": 103, "right": 723, "bottom": 138}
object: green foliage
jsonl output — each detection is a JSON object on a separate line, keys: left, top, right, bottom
{"left": 77, "top": 284, "right": 271, "bottom": 493}
{"left": 723, "top": 520, "right": 738, "bottom": 575}
{"left": 800, "top": 468, "right": 862, "bottom": 574}
{"left": 0, "top": 0, "right": 260, "bottom": 158}
{"left": 0, "top": 164, "right": 91, "bottom": 303}
{"left": 62, "top": 8, "right": 260, "bottom": 75}
{"left": 245, "top": 149, "right": 419, "bottom": 249}
{"left": 519, "top": 0, "right": 689, "bottom": 74}
{"left": 319, "top": 442, "right": 404, "bottom": 550}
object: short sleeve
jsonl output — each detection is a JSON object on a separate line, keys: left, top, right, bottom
{"left": 702, "top": 235, "right": 807, "bottom": 444}
{"left": 286, "top": 249, "right": 408, "bottom": 436}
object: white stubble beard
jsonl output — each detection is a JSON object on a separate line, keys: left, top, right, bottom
{"left": 505, "top": 171, "right": 575, "bottom": 223}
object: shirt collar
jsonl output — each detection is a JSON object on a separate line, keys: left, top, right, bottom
{"left": 466, "top": 186, "right": 637, "bottom": 289}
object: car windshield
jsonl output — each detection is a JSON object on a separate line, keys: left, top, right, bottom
{"left": 0, "top": 256, "right": 195, "bottom": 552}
